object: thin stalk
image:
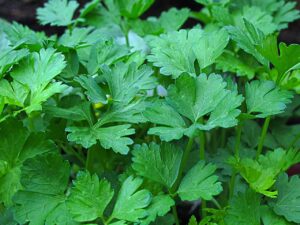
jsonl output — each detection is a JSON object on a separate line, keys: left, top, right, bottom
{"left": 234, "top": 122, "right": 243, "bottom": 158}
{"left": 86, "top": 147, "right": 94, "bottom": 171}
{"left": 199, "top": 129, "right": 206, "bottom": 218}
{"left": 220, "top": 128, "right": 226, "bottom": 148}
{"left": 256, "top": 116, "right": 271, "bottom": 159}
{"left": 170, "top": 137, "right": 194, "bottom": 193}
{"left": 289, "top": 132, "right": 300, "bottom": 148}
{"left": 85, "top": 149, "right": 92, "bottom": 171}
{"left": 199, "top": 130, "right": 206, "bottom": 160}
{"left": 229, "top": 122, "right": 243, "bottom": 198}
{"left": 211, "top": 197, "right": 222, "bottom": 209}
{"left": 59, "top": 143, "right": 85, "bottom": 165}
{"left": 121, "top": 18, "right": 130, "bottom": 47}
{"left": 172, "top": 205, "right": 180, "bottom": 225}
{"left": 201, "top": 200, "right": 207, "bottom": 218}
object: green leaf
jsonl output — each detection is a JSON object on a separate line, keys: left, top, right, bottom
{"left": 188, "top": 216, "right": 198, "bottom": 225}
{"left": 85, "top": 40, "right": 129, "bottom": 74}
{"left": 145, "top": 74, "right": 243, "bottom": 140}
{"left": 67, "top": 171, "right": 114, "bottom": 222}
{"left": 66, "top": 124, "right": 135, "bottom": 154}
{"left": 0, "top": 33, "right": 29, "bottom": 77}
{"left": 272, "top": 1, "right": 300, "bottom": 30}
{"left": 75, "top": 75, "right": 107, "bottom": 104}
{"left": 195, "top": 0, "right": 228, "bottom": 6}
{"left": 148, "top": 28, "right": 229, "bottom": 78}
{"left": 90, "top": 62, "right": 156, "bottom": 125}
{"left": 132, "top": 8, "right": 190, "bottom": 36}
{"left": 270, "top": 173, "right": 300, "bottom": 223}
{"left": 235, "top": 6, "right": 277, "bottom": 35}
{"left": 10, "top": 48, "right": 67, "bottom": 114}
{"left": 79, "top": 0, "right": 100, "bottom": 18}
{"left": 140, "top": 194, "right": 174, "bottom": 225}
{"left": 0, "top": 79, "right": 28, "bottom": 107}
{"left": 177, "top": 161, "right": 222, "bottom": 201}
{"left": 216, "top": 51, "right": 259, "bottom": 79}
{"left": 245, "top": 80, "right": 293, "bottom": 118}
{"left": 58, "top": 27, "right": 103, "bottom": 49}
{"left": 233, "top": 148, "right": 300, "bottom": 197}
{"left": 225, "top": 189, "right": 261, "bottom": 225}
{"left": 150, "top": 214, "right": 175, "bottom": 225}
{"left": 102, "top": 62, "right": 156, "bottom": 106}
{"left": 0, "top": 208, "right": 17, "bottom": 225}
{"left": 227, "top": 19, "right": 268, "bottom": 66}
{"left": 116, "top": 0, "right": 154, "bottom": 19}
{"left": 13, "top": 153, "right": 77, "bottom": 225}
{"left": 167, "top": 74, "right": 229, "bottom": 122}
{"left": 44, "top": 102, "right": 93, "bottom": 123}
{"left": 132, "top": 142, "right": 182, "bottom": 188}
{"left": 0, "top": 119, "right": 55, "bottom": 206}
{"left": 258, "top": 35, "right": 300, "bottom": 79}
{"left": 37, "top": 0, "right": 79, "bottom": 26}
{"left": 144, "top": 100, "right": 187, "bottom": 141}
{"left": 234, "top": 158, "right": 278, "bottom": 197}
{"left": 2, "top": 22, "right": 47, "bottom": 50}
{"left": 158, "top": 8, "right": 190, "bottom": 32}
{"left": 111, "top": 176, "right": 152, "bottom": 222}
{"left": 261, "top": 205, "right": 293, "bottom": 225}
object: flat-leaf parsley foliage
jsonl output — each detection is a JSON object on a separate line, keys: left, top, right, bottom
{"left": 0, "top": 0, "right": 300, "bottom": 224}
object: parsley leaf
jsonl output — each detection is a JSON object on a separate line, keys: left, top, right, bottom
{"left": 75, "top": 75, "right": 107, "bottom": 104}
{"left": 177, "top": 161, "right": 222, "bottom": 201}
{"left": 225, "top": 189, "right": 261, "bottom": 225}
{"left": 140, "top": 194, "right": 174, "bottom": 225}
{"left": 233, "top": 148, "right": 300, "bottom": 197}
{"left": 227, "top": 19, "right": 268, "bottom": 66}
{"left": 261, "top": 205, "right": 293, "bottom": 225}
{"left": 67, "top": 171, "right": 114, "bottom": 222}
{"left": 0, "top": 33, "right": 29, "bottom": 77}
{"left": 132, "top": 8, "right": 190, "bottom": 36}
{"left": 148, "top": 29, "right": 229, "bottom": 78}
{"left": 270, "top": 173, "right": 300, "bottom": 223}
{"left": 10, "top": 48, "right": 67, "bottom": 114}
{"left": 132, "top": 142, "right": 182, "bottom": 188}
{"left": 116, "top": 0, "right": 154, "bottom": 19}
{"left": 245, "top": 80, "right": 293, "bottom": 118}
{"left": 66, "top": 124, "right": 135, "bottom": 154}
{"left": 13, "top": 152, "right": 77, "bottom": 225}
{"left": 0, "top": 119, "right": 55, "bottom": 206}
{"left": 111, "top": 176, "right": 152, "bottom": 222}
{"left": 146, "top": 74, "right": 243, "bottom": 140}
{"left": 37, "top": 0, "right": 79, "bottom": 26}
{"left": 258, "top": 35, "right": 300, "bottom": 79}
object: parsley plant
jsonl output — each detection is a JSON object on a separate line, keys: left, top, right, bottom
{"left": 1, "top": 0, "right": 300, "bottom": 224}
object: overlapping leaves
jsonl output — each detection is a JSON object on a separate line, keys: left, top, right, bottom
{"left": 145, "top": 73, "right": 243, "bottom": 141}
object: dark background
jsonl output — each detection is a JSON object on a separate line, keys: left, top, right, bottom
{"left": 0, "top": 0, "right": 300, "bottom": 43}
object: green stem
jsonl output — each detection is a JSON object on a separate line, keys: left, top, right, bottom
{"left": 86, "top": 148, "right": 94, "bottom": 171}
{"left": 199, "top": 129, "right": 206, "bottom": 217}
{"left": 201, "top": 200, "right": 207, "bottom": 218}
{"left": 220, "top": 128, "right": 226, "bottom": 148}
{"left": 199, "top": 130, "right": 206, "bottom": 160}
{"left": 229, "top": 122, "right": 243, "bottom": 198}
{"left": 59, "top": 143, "right": 85, "bottom": 165}
{"left": 121, "top": 17, "right": 130, "bottom": 47}
{"left": 170, "top": 137, "right": 194, "bottom": 193}
{"left": 172, "top": 205, "right": 180, "bottom": 225}
{"left": 256, "top": 116, "right": 271, "bottom": 159}
{"left": 212, "top": 197, "right": 222, "bottom": 209}
{"left": 234, "top": 123, "right": 243, "bottom": 158}
{"left": 289, "top": 132, "right": 300, "bottom": 148}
